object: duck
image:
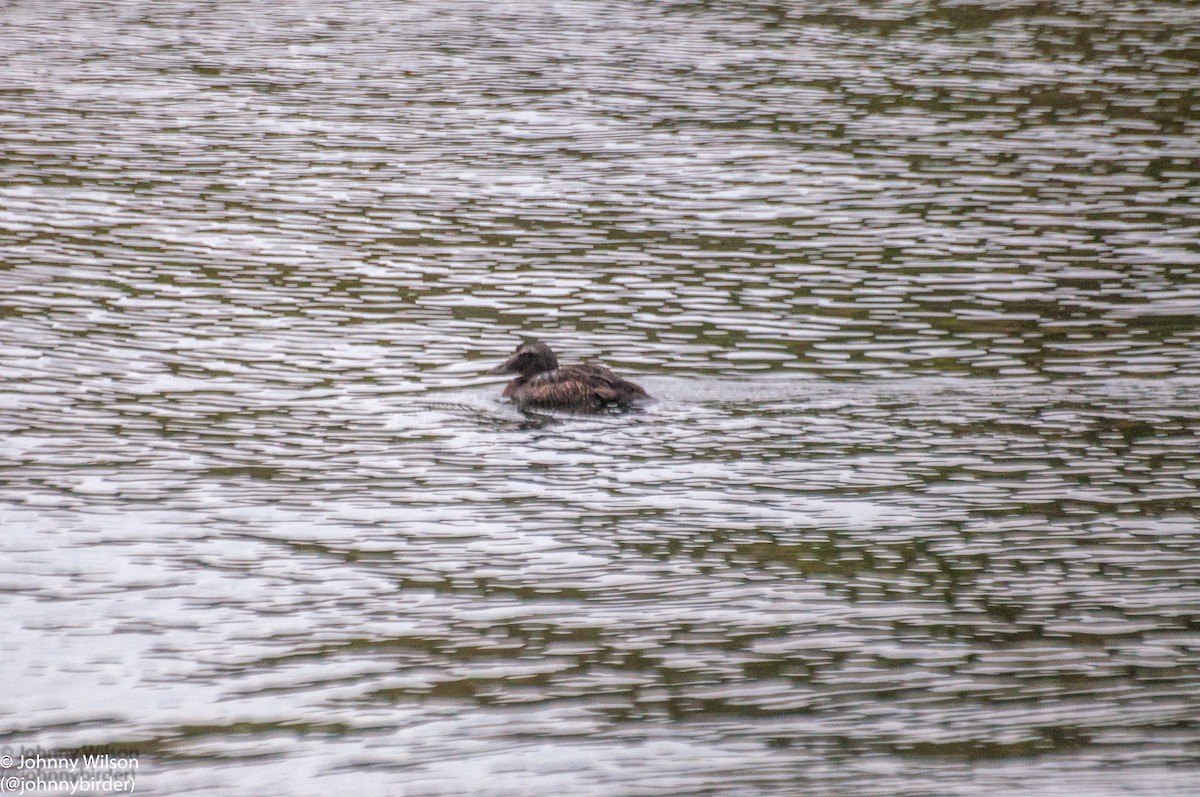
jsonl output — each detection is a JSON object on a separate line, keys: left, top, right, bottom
{"left": 491, "top": 340, "right": 650, "bottom": 412}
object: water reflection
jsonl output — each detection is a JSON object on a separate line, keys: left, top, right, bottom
{"left": 2, "top": 0, "right": 1199, "bottom": 795}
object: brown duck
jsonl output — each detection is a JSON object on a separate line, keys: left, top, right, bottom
{"left": 491, "top": 341, "right": 650, "bottom": 411}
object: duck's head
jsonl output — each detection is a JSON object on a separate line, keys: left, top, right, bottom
{"left": 491, "top": 340, "right": 558, "bottom": 376}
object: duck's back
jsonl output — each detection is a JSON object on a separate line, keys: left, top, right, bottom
{"left": 511, "top": 363, "right": 649, "bottom": 410}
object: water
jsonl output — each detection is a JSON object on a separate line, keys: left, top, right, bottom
{"left": 2, "top": 1, "right": 1199, "bottom": 794}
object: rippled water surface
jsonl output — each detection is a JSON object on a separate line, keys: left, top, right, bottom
{"left": 3, "top": 1, "right": 1200, "bottom": 794}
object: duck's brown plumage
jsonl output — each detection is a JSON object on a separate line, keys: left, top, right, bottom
{"left": 492, "top": 341, "right": 650, "bottom": 411}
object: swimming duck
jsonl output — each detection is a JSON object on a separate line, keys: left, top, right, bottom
{"left": 491, "top": 340, "right": 650, "bottom": 411}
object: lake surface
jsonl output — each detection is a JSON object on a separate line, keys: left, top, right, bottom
{"left": 2, "top": 1, "right": 1199, "bottom": 794}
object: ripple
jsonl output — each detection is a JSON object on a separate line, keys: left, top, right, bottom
{"left": 3, "top": 1, "right": 1200, "bottom": 795}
